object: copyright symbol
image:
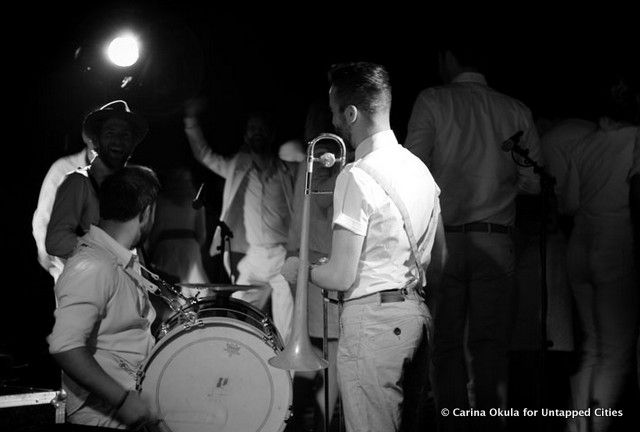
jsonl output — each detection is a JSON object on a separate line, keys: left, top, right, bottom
{"left": 441, "top": 408, "right": 450, "bottom": 416}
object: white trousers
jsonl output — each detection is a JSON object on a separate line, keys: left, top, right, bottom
{"left": 230, "top": 244, "right": 294, "bottom": 344}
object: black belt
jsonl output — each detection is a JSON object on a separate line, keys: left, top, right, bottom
{"left": 444, "top": 222, "right": 512, "bottom": 234}
{"left": 343, "top": 288, "right": 409, "bottom": 305}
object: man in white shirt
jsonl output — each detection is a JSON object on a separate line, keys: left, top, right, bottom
{"left": 48, "top": 165, "right": 160, "bottom": 429}
{"left": 563, "top": 76, "right": 639, "bottom": 432}
{"left": 32, "top": 131, "right": 96, "bottom": 282}
{"left": 283, "top": 62, "right": 446, "bottom": 432}
{"left": 184, "top": 103, "right": 296, "bottom": 342}
{"left": 405, "top": 43, "right": 541, "bottom": 431}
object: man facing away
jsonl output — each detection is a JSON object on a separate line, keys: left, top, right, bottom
{"left": 48, "top": 165, "right": 160, "bottom": 429}
{"left": 282, "top": 62, "right": 446, "bottom": 432}
{"left": 405, "top": 42, "right": 541, "bottom": 431}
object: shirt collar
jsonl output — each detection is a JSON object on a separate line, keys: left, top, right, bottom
{"left": 86, "top": 225, "right": 136, "bottom": 268}
{"left": 355, "top": 129, "right": 398, "bottom": 160}
{"left": 452, "top": 72, "right": 487, "bottom": 86}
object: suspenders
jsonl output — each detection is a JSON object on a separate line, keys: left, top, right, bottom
{"left": 358, "top": 159, "right": 440, "bottom": 290}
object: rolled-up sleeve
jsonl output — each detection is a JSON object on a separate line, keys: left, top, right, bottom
{"left": 332, "top": 168, "right": 372, "bottom": 237}
{"left": 46, "top": 174, "right": 89, "bottom": 258}
{"left": 48, "top": 257, "right": 113, "bottom": 354}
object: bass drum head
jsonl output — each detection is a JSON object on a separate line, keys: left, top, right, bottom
{"left": 140, "top": 316, "right": 292, "bottom": 432}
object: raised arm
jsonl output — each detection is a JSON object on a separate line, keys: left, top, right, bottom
{"left": 184, "top": 116, "right": 233, "bottom": 178}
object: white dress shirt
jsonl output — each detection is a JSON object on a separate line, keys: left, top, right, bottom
{"left": 332, "top": 130, "right": 440, "bottom": 300}
{"left": 405, "top": 72, "right": 541, "bottom": 226}
{"left": 48, "top": 225, "right": 156, "bottom": 427}
{"left": 564, "top": 125, "right": 638, "bottom": 230}
{"left": 540, "top": 118, "right": 597, "bottom": 197}
{"left": 243, "top": 159, "right": 290, "bottom": 246}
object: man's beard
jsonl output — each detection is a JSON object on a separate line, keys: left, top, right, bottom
{"left": 98, "top": 147, "right": 130, "bottom": 170}
{"left": 334, "top": 124, "right": 352, "bottom": 149}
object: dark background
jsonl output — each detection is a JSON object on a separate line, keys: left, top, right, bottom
{"left": 2, "top": 1, "right": 638, "bottom": 427}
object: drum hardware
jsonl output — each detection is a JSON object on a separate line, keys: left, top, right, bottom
{"left": 261, "top": 317, "right": 282, "bottom": 351}
{"left": 177, "top": 282, "right": 262, "bottom": 293}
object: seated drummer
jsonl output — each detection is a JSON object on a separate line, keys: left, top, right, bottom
{"left": 48, "top": 166, "right": 161, "bottom": 429}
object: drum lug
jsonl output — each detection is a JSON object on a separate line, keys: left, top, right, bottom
{"left": 176, "top": 311, "right": 204, "bottom": 331}
{"left": 182, "top": 318, "right": 204, "bottom": 331}
{"left": 261, "top": 318, "right": 281, "bottom": 351}
{"left": 157, "top": 323, "right": 170, "bottom": 340}
{"left": 284, "top": 406, "right": 294, "bottom": 423}
{"left": 263, "top": 334, "right": 278, "bottom": 351}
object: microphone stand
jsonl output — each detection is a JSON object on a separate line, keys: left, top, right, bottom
{"left": 216, "top": 221, "right": 236, "bottom": 284}
{"left": 506, "top": 136, "right": 556, "bottom": 423}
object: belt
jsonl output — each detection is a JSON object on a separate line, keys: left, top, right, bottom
{"left": 343, "top": 288, "right": 411, "bottom": 306}
{"left": 444, "top": 222, "right": 512, "bottom": 234}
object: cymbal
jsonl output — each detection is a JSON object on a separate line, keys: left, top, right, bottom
{"left": 177, "top": 283, "right": 263, "bottom": 292}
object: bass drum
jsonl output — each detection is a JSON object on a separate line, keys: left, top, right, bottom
{"left": 138, "top": 296, "right": 292, "bottom": 432}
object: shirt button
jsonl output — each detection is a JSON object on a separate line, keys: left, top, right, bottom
{"left": 394, "top": 327, "right": 401, "bottom": 336}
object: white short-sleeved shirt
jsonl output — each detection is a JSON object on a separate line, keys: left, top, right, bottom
{"left": 332, "top": 130, "right": 440, "bottom": 300}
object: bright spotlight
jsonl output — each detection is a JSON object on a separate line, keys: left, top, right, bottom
{"left": 107, "top": 34, "right": 139, "bottom": 67}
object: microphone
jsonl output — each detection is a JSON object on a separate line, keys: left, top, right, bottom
{"left": 501, "top": 131, "right": 524, "bottom": 152}
{"left": 192, "top": 182, "right": 205, "bottom": 209}
{"left": 317, "top": 152, "right": 337, "bottom": 168}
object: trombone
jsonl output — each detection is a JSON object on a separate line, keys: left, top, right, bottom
{"left": 269, "top": 133, "right": 347, "bottom": 429}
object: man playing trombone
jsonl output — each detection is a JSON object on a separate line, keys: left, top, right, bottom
{"left": 282, "top": 62, "right": 446, "bottom": 432}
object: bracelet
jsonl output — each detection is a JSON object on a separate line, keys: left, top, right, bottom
{"left": 114, "top": 390, "right": 131, "bottom": 412}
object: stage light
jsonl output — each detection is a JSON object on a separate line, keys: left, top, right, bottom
{"left": 106, "top": 34, "right": 139, "bottom": 67}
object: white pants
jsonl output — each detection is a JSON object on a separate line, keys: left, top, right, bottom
{"left": 230, "top": 244, "right": 294, "bottom": 344}
{"left": 567, "top": 224, "right": 639, "bottom": 432}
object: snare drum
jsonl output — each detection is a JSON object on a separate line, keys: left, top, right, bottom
{"left": 137, "top": 296, "right": 292, "bottom": 432}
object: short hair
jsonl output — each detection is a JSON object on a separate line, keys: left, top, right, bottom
{"left": 328, "top": 62, "right": 391, "bottom": 115}
{"left": 99, "top": 165, "right": 160, "bottom": 222}
{"left": 440, "top": 39, "right": 490, "bottom": 73}
{"left": 599, "top": 74, "right": 640, "bottom": 125}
